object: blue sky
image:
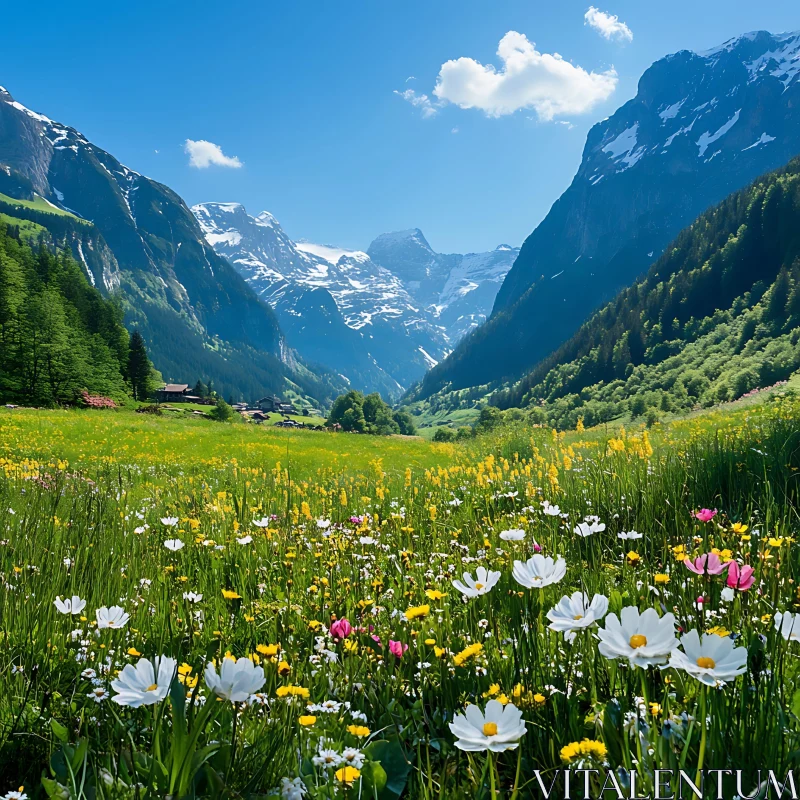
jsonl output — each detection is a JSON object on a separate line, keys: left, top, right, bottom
{"left": 2, "top": 1, "right": 798, "bottom": 253}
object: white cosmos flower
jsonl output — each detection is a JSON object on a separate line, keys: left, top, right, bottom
{"left": 359, "top": 536, "right": 377, "bottom": 545}
{"left": 542, "top": 501, "right": 561, "bottom": 516}
{"left": 668, "top": 630, "right": 747, "bottom": 688}
{"left": 452, "top": 567, "right": 502, "bottom": 598}
{"left": 618, "top": 531, "right": 643, "bottom": 540}
{"left": 236, "top": 535, "right": 253, "bottom": 545}
{"left": 164, "top": 539, "right": 184, "bottom": 551}
{"left": 183, "top": 592, "right": 203, "bottom": 603}
{"left": 774, "top": 611, "right": 800, "bottom": 642}
{"left": 547, "top": 592, "right": 609, "bottom": 642}
{"left": 160, "top": 517, "right": 179, "bottom": 527}
{"left": 111, "top": 656, "right": 177, "bottom": 707}
{"left": 574, "top": 519, "right": 606, "bottom": 537}
{"left": 205, "top": 656, "right": 265, "bottom": 702}
{"left": 597, "top": 606, "right": 677, "bottom": 668}
{"left": 499, "top": 529, "right": 525, "bottom": 541}
{"left": 512, "top": 554, "right": 566, "bottom": 589}
{"left": 96, "top": 606, "right": 130, "bottom": 630}
{"left": 281, "top": 777, "right": 307, "bottom": 799}
{"left": 253, "top": 517, "right": 271, "bottom": 528}
{"left": 449, "top": 700, "right": 526, "bottom": 752}
{"left": 54, "top": 595, "right": 86, "bottom": 615}
{"left": 316, "top": 518, "right": 331, "bottom": 529}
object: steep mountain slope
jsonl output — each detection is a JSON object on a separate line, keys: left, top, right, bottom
{"left": 491, "top": 155, "right": 800, "bottom": 428}
{"left": 192, "top": 204, "right": 518, "bottom": 394}
{"left": 417, "top": 30, "right": 800, "bottom": 399}
{"left": 0, "top": 207, "right": 131, "bottom": 405}
{"left": 0, "top": 86, "right": 341, "bottom": 404}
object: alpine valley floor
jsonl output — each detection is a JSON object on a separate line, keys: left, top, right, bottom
{"left": 0, "top": 397, "right": 799, "bottom": 798}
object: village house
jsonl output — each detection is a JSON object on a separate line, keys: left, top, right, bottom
{"left": 257, "top": 395, "right": 297, "bottom": 415}
{"left": 155, "top": 384, "right": 201, "bottom": 403}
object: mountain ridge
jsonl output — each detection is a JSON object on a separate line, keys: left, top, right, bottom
{"left": 0, "top": 85, "right": 343, "bottom": 405}
{"left": 192, "top": 202, "right": 518, "bottom": 397}
{"left": 491, "top": 153, "right": 800, "bottom": 427}
{"left": 415, "top": 29, "right": 800, "bottom": 402}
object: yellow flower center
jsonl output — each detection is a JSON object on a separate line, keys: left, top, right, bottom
{"left": 629, "top": 634, "right": 648, "bottom": 649}
{"left": 146, "top": 684, "right": 158, "bottom": 692}
{"left": 573, "top": 614, "right": 584, "bottom": 620}
{"left": 483, "top": 722, "right": 498, "bottom": 736}
{"left": 696, "top": 656, "right": 716, "bottom": 669}
{"left": 475, "top": 583, "right": 484, "bottom": 590}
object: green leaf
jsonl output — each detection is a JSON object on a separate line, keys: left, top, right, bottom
{"left": 791, "top": 686, "right": 800, "bottom": 719}
{"left": 50, "top": 718, "right": 69, "bottom": 743}
{"left": 361, "top": 760, "right": 388, "bottom": 796}
{"left": 365, "top": 740, "right": 410, "bottom": 799}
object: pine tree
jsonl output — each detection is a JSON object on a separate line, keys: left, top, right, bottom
{"left": 127, "top": 329, "right": 151, "bottom": 400}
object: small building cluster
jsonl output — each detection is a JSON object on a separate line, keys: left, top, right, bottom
{"left": 154, "top": 383, "right": 324, "bottom": 429}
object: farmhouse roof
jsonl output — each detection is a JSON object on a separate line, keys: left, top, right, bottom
{"left": 162, "top": 384, "right": 189, "bottom": 393}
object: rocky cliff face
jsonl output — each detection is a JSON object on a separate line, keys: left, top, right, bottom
{"left": 418, "top": 30, "right": 800, "bottom": 398}
{"left": 0, "top": 86, "right": 343, "bottom": 403}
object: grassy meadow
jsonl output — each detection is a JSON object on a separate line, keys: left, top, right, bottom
{"left": 0, "top": 398, "right": 799, "bottom": 798}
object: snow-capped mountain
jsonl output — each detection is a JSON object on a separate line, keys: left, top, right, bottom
{"left": 368, "top": 230, "right": 519, "bottom": 341}
{"left": 0, "top": 85, "right": 349, "bottom": 406}
{"left": 193, "top": 203, "right": 518, "bottom": 396}
{"left": 192, "top": 203, "right": 450, "bottom": 396}
{"left": 419, "top": 29, "right": 800, "bottom": 399}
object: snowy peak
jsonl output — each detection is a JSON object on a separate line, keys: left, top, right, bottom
{"left": 578, "top": 29, "right": 800, "bottom": 189}
{"left": 191, "top": 201, "right": 520, "bottom": 390}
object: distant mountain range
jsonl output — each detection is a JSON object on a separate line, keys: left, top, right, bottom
{"left": 0, "top": 85, "right": 348, "bottom": 405}
{"left": 415, "top": 30, "right": 800, "bottom": 402}
{"left": 192, "top": 202, "right": 518, "bottom": 398}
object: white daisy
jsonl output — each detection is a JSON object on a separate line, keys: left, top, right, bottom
{"left": 452, "top": 567, "right": 502, "bottom": 598}
{"left": 512, "top": 554, "right": 567, "bottom": 589}
{"left": 668, "top": 630, "right": 747, "bottom": 688}
{"left": 597, "top": 606, "right": 677, "bottom": 668}
{"left": 547, "top": 592, "right": 609, "bottom": 642}
{"left": 449, "top": 700, "right": 526, "bottom": 752}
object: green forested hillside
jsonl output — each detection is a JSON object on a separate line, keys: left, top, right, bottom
{"left": 0, "top": 218, "right": 133, "bottom": 404}
{"left": 490, "top": 156, "right": 800, "bottom": 428}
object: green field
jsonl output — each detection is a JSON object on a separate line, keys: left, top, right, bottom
{"left": 0, "top": 211, "right": 46, "bottom": 238}
{"left": 0, "top": 191, "right": 82, "bottom": 219}
{"left": 0, "top": 399, "right": 799, "bottom": 798}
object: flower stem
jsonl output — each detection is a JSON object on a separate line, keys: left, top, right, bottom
{"left": 696, "top": 686, "right": 708, "bottom": 787}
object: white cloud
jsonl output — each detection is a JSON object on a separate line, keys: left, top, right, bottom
{"left": 393, "top": 89, "right": 442, "bottom": 119}
{"left": 584, "top": 7, "right": 633, "bottom": 43}
{"left": 184, "top": 139, "right": 243, "bottom": 169}
{"left": 432, "top": 31, "right": 617, "bottom": 120}
{"left": 451, "top": 127, "right": 460, "bottom": 134}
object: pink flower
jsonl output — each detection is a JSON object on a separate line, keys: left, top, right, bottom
{"left": 694, "top": 508, "right": 718, "bottom": 523}
{"left": 533, "top": 542, "right": 542, "bottom": 553}
{"left": 684, "top": 553, "right": 729, "bottom": 576}
{"left": 330, "top": 618, "right": 352, "bottom": 639}
{"left": 726, "top": 562, "right": 755, "bottom": 591}
{"left": 388, "top": 640, "right": 408, "bottom": 659}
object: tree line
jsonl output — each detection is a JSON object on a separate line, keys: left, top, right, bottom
{"left": 485, "top": 156, "right": 800, "bottom": 427}
{"left": 0, "top": 220, "right": 158, "bottom": 405}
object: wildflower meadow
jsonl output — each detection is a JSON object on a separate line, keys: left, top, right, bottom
{"left": 0, "top": 398, "right": 799, "bottom": 799}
